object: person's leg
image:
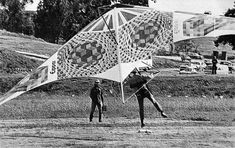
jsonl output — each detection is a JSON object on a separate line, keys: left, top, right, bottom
{"left": 212, "top": 66, "right": 216, "bottom": 74}
{"left": 146, "top": 90, "right": 168, "bottom": 118}
{"left": 136, "top": 94, "right": 145, "bottom": 127}
{"left": 89, "top": 101, "right": 96, "bottom": 122}
{"left": 97, "top": 102, "right": 103, "bottom": 122}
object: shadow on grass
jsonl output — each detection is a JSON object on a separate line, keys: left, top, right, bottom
{"left": 7, "top": 133, "right": 118, "bottom": 142}
{"left": 2, "top": 119, "right": 216, "bottom": 130}
{"left": 2, "top": 122, "right": 141, "bottom": 129}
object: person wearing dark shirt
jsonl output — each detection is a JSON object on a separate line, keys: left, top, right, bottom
{"left": 129, "top": 70, "right": 168, "bottom": 127}
{"left": 212, "top": 56, "right": 218, "bottom": 74}
{"left": 89, "top": 79, "right": 104, "bottom": 122}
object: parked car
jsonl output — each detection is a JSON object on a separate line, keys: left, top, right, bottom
{"left": 191, "top": 60, "right": 207, "bottom": 71}
{"left": 204, "top": 64, "right": 229, "bottom": 74}
{"left": 180, "top": 54, "right": 191, "bottom": 62}
{"left": 204, "top": 59, "right": 212, "bottom": 65}
{"left": 187, "top": 52, "right": 203, "bottom": 59}
{"left": 228, "top": 63, "right": 235, "bottom": 74}
{"left": 220, "top": 60, "right": 231, "bottom": 65}
{"left": 179, "top": 64, "right": 198, "bottom": 74}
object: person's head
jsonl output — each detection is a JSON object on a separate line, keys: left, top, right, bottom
{"left": 143, "top": 68, "right": 147, "bottom": 72}
{"left": 94, "top": 79, "right": 100, "bottom": 86}
{"left": 133, "top": 70, "right": 138, "bottom": 75}
{"left": 129, "top": 70, "right": 138, "bottom": 78}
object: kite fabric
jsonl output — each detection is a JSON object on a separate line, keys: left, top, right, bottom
{"left": 1, "top": 4, "right": 235, "bottom": 105}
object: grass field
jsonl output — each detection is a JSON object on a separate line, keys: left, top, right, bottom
{"left": 0, "top": 30, "right": 60, "bottom": 56}
{"left": 0, "top": 90, "right": 234, "bottom": 126}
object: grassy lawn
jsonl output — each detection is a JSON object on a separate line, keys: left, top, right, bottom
{"left": 0, "top": 30, "right": 60, "bottom": 56}
{"left": 0, "top": 92, "right": 234, "bottom": 126}
{"left": 0, "top": 74, "right": 234, "bottom": 127}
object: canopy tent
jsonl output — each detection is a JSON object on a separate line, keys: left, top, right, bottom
{"left": 1, "top": 4, "right": 235, "bottom": 105}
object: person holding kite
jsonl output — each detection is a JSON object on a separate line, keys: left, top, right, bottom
{"left": 128, "top": 70, "right": 168, "bottom": 127}
{"left": 89, "top": 79, "right": 104, "bottom": 122}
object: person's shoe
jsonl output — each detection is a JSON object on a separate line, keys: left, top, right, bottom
{"left": 99, "top": 119, "right": 102, "bottom": 122}
{"left": 161, "top": 112, "right": 168, "bottom": 118}
{"left": 89, "top": 118, "right": 92, "bottom": 122}
{"left": 141, "top": 123, "right": 145, "bottom": 128}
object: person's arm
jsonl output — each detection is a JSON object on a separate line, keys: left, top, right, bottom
{"left": 145, "top": 83, "right": 153, "bottom": 93}
{"left": 101, "top": 89, "right": 104, "bottom": 102}
{"left": 130, "top": 75, "right": 146, "bottom": 89}
{"left": 142, "top": 76, "right": 148, "bottom": 84}
{"left": 89, "top": 88, "right": 93, "bottom": 99}
{"left": 130, "top": 83, "right": 135, "bottom": 88}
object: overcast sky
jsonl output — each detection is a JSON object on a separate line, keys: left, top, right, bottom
{"left": 25, "top": 0, "right": 235, "bottom": 15}
{"left": 25, "top": 0, "right": 40, "bottom": 11}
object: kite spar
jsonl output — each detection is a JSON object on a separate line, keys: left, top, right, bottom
{"left": 113, "top": 6, "right": 125, "bottom": 103}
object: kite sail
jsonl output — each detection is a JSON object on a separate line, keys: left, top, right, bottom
{"left": 0, "top": 4, "right": 235, "bottom": 105}
{"left": 173, "top": 11, "right": 235, "bottom": 42}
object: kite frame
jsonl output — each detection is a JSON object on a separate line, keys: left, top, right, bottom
{"left": 113, "top": 7, "right": 125, "bottom": 103}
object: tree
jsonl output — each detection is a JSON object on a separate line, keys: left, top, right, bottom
{"left": 214, "top": 1, "right": 235, "bottom": 50}
{"left": 0, "top": 9, "right": 8, "bottom": 29}
{"left": 34, "top": 0, "right": 66, "bottom": 43}
{"left": 34, "top": 0, "right": 148, "bottom": 43}
{"left": 120, "top": 0, "right": 148, "bottom": 6}
{"left": 175, "top": 40, "right": 199, "bottom": 54}
{"left": 0, "top": 0, "right": 33, "bottom": 6}
{"left": 22, "top": 11, "right": 36, "bottom": 35}
{"left": 0, "top": 0, "right": 33, "bottom": 33}
{"left": 61, "top": 0, "right": 110, "bottom": 41}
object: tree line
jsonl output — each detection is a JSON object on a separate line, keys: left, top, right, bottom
{"left": 0, "top": 0, "right": 34, "bottom": 34}
{"left": 0, "top": 0, "right": 234, "bottom": 49}
{"left": 0, "top": 0, "right": 147, "bottom": 43}
{"left": 214, "top": 1, "right": 235, "bottom": 50}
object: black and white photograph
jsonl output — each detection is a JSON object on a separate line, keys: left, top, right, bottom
{"left": 0, "top": 0, "right": 234, "bottom": 147}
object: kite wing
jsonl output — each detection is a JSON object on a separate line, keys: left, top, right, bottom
{"left": 173, "top": 11, "right": 235, "bottom": 42}
{"left": 1, "top": 4, "right": 235, "bottom": 105}
{"left": 0, "top": 5, "right": 173, "bottom": 105}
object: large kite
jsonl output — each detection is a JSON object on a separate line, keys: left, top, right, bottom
{"left": 0, "top": 4, "right": 235, "bottom": 105}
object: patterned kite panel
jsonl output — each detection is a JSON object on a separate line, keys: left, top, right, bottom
{"left": 118, "top": 10, "right": 173, "bottom": 63}
{"left": 57, "top": 31, "right": 118, "bottom": 79}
